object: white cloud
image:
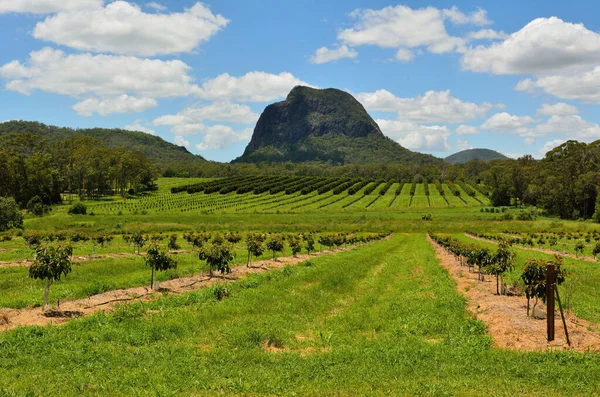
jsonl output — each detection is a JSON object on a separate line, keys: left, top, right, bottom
{"left": 525, "top": 68, "right": 600, "bottom": 103}
{"left": 376, "top": 119, "right": 450, "bottom": 151}
{"left": 532, "top": 115, "right": 600, "bottom": 141}
{"left": 0, "top": 0, "right": 101, "bottom": 14}
{"left": 197, "top": 71, "right": 312, "bottom": 102}
{"left": 480, "top": 112, "right": 537, "bottom": 134}
{"left": 0, "top": 47, "right": 201, "bottom": 99}
{"left": 455, "top": 125, "right": 479, "bottom": 136}
{"left": 310, "top": 45, "right": 358, "bottom": 64}
{"left": 173, "top": 135, "right": 190, "bottom": 148}
{"left": 539, "top": 139, "right": 566, "bottom": 157}
{"left": 153, "top": 102, "right": 259, "bottom": 133}
{"left": 356, "top": 89, "right": 497, "bottom": 123}
{"left": 395, "top": 48, "right": 415, "bottom": 62}
{"left": 524, "top": 137, "right": 535, "bottom": 145}
{"left": 461, "top": 17, "right": 600, "bottom": 75}
{"left": 123, "top": 121, "right": 155, "bottom": 135}
{"left": 536, "top": 103, "right": 579, "bottom": 116}
{"left": 455, "top": 140, "right": 472, "bottom": 151}
{"left": 467, "top": 29, "right": 507, "bottom": 41}
{"left": 33, "top": 1, "right": 228, "bottom": 56}
{"left": 195, "top": 125, "right": 253, "bottom": 150}
{"left": 338, "top": 5, "right": 464, "bottom": 55}
{"left": 73, "top": 95, "right": 157, "bottom": 116}
{"left": 441, "top": 7, "right": 491, "bottom": 26}
{"left": 145, "top": 2, "right": 166, "bottom": 11}
{"left": 514, "top": 78, "right": 535, "bottom": 93}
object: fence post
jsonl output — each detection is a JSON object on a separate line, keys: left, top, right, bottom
{"left": 546, "top": 263, "right": 555, "bottom": 342}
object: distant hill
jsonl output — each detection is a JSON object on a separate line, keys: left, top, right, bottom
{"left": 445, "top": 148, "right": 508, "bottom": 164}
{"left": 234, "top": 86, "right": 441, "bottom": 165}
{"left": 0, "top": 120, "right": 206, "bottom": 174}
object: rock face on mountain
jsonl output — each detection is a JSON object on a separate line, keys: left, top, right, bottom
{"left": 234, "top": 86, "right": 440, "bottom": 165}
{"left": 445, "top": 148, "right": 508, "bottom": 164}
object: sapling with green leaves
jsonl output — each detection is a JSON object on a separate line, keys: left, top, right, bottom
{"left": 593, "top": 242, "right": 600, "bottom": 260}
{"left": 266, "top": 235, "right": 285, "bottom": 261}
{"left": 145, "top": 244, "right": 177, "bottom": 290}
{"left": 132, "top": 232, "right": 146, "bottom": 254}
{"left": 303, "top": 234, "right": 315, "bottom": 255}
{"left": 521, "top": 256, "right": 566, "bottom": 316}
{"left": 28, "top": 244, "right": 75, "bottom": 311}
{"left": 245, "top": 233, "right": 265, "bottom": 267}
{"left": 168, "top": 234, "right": 180, "bottom": 251}
{"left": 488, "top": 240, "right": 516, "bottom": 295}
{"left": 199, "top": 235, "right": 234, "bottom": 277}
{"left": 289, "top": 235, "right": 302, "bottom": 257}
{"left": 574, "top": 241, "right": 585, "bottom": 257}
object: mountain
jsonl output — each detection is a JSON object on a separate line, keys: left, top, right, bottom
{"left": 233, "top": 86, "right": 441, "bottom": 165}
{"left": 445, "top": 148, "right": 508, "bottom": 164}
{"left": 0, "top": 120, "right": 206, "bottom": 174}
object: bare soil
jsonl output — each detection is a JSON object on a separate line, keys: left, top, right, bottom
{"left": 428, "top": 235, "right": 600, "bottom": 352}
{"left": 0, "top": 246, "right": 356, "bottom": 332}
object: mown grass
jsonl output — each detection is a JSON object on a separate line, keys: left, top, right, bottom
{"left": 1, "top": 234, "right": 599, "bottom": 396}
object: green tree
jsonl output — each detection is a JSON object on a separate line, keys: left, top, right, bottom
{"left": 168, "top": 234, "right": 180, "bottom": 251}
{"left": 488, "top": 241, "right": 516, "bottom": 295}
{"left": 199, "top": 236, "right": 234, "bottom": 276}
{"left": 245, "top": 233, "right": 265, "bottom": 267}
{"left": 266, "top": 236, "right": 285, "bottom": 261}
{"left": 289, "top": 235, "right": 302, "bottom": 257}
{"left": 303, "top": 234, "right": 315, "bottom": 255}
{"left": 132, "top": 232, "right": 146, "bottom": 254}
{"left": 28, "top": 245, "right": 75, "bottom": 311}
{"left": 0, "top": 197, "right": 23, "bottom": 231}
{"left": 521, "top": 256, "right": 566, "bottom": 317}
{"left": 145, "top": 244, "right": 177, "bottom": 290}
{"left": 574, "top": 242, "right": 585, "bottom": 257}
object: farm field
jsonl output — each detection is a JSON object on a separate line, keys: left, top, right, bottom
{"left": 2, "top": 234, "right": 600, "bottom": 395}
{"left": 2, "top": 178, "right": 600, "bottom": 395}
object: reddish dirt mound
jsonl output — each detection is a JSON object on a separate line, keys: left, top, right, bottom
{"left": 428, "top": 235, "right": 600, "bottom": 352}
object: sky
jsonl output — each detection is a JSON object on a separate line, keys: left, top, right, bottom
{"left": 1, "top": 1, "right": 600, "bottom": 162}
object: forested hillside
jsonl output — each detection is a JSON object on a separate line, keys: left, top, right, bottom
{"left": 0, "top": 121, "right": 206, "bottom": 175}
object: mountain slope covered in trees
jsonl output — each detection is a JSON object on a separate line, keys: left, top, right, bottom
{"left": 445, "top": 148, "right": 508, "bottom": 164}
{"left": 234, "top": 86, "right": 442, "bottom": 165}
{"left": 0, "top": 121, "right": 206, "bottom": 174}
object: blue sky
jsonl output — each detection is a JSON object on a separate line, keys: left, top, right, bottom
{"left": 1, "top": 0, "right": 600, "bottom": 162}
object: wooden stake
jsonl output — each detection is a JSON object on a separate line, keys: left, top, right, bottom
{"left": 546, "top": 263, "right": 555, "bottom": 342}
{"left": 555, "top": 284, "right": 571, "bottom": 347}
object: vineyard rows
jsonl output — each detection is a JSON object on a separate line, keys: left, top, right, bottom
{"left": 86, "top": 176, "right": 491, "bottom": 215}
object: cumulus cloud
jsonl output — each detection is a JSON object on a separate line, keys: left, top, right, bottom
{"left": 455, "top": 125, "right": 479, "bottom": 136}
{"left": 123, "top": 121, "right": 155, "bottom": 135}
{"left": 73, "top": 95, "right": 157, "bottom": 116}
{"left": 536, "top": 103, "right": 579, "bottom": 116}
{"left": 153, "top": 102, "right": 259, "bottom": 133}
{"left": 196, "top": 71, "right": 312, "bottom": 102}
{"left": 310, "top": 45, "right": 358, "bottom": 64}
{"left": 441, "top": 6, "right": 491, "bottom": 26}
{"left": 338, "top": 5, "right": 464, "bottom": 55}
{"left": 0, "top": 0, "right": 101, "bottom": 14}
{"left": 33, "top": 1, "right": 228, "bottom": 56}
{"left": 195, "top": 125, "right": 253, "bottom": 150}
{"left": 467, "top": 29, "right": 507, "bottom": 41}
{"left": 173, "top": 135, "right": 190, "bottom": 148}
{"left": 455, "top": 140, "right": 472, "bottom": 151}
{"left": 376, "top": 119, "right": 450, "bottom": 151}
{"left": 532, "top": 115, "right": 600, "bottom": 141}
{"left": 538, "top": 139, "right": 566, "bottom": 157}
{"left": 145, "top": 2, "right": 166, "bottom": 11}
{"left": 356, "top": 89, "right": 498, "bottom": 123}
{"left": 522, "top": 68, "right": 600, "bottom": 103}
{"left": 461, "top": 17, "right": 600, "bottom": 75}
{"left": 395, "top": 48, "right": 415, "bottom": 62}
{"left": 0, "top": 47, "right": 200, "bottom": 99}
{"left": 480, "top": 112, "right": 537, "bottom": 134}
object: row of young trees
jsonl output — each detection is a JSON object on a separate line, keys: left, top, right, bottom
{"left": 431, "top": 234, "right": 568, "bottom": 317}
{"left": 0, "top": 132, "right": 158, "bottom": 209}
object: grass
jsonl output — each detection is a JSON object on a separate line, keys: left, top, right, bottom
{"left": 2, "top": 234, "right": 600, "bottom": 395}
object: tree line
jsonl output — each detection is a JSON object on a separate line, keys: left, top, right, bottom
{"left": 0, "top": 132, "right": 158, "bottom": 209}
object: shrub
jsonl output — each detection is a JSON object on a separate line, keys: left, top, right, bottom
{"left": 0, "top": 197, "right": 23, "bottom": 231}
{"left": 68, "top": 203, "right": 87, "bottom": 215}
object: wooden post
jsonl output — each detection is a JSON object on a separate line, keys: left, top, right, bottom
{"left": 547, "top": 263, "right": 555, "bottom": 342}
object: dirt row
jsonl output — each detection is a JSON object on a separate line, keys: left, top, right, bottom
{"left": 428, "top": 235, "right": 600, "bottom": 352}
{"left": 0, "top": 246, "right": 360, "bottom": 332}
{"left": 465, "top": 233, "right": 598, "bottom": 262}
